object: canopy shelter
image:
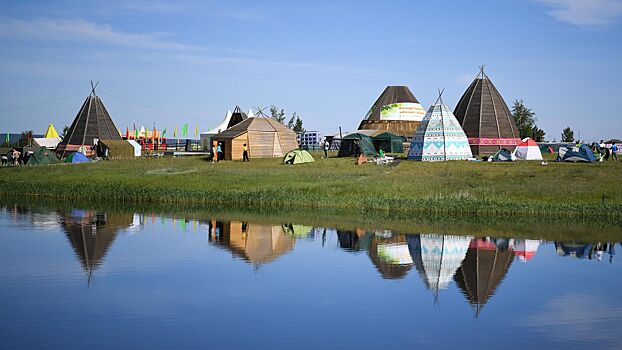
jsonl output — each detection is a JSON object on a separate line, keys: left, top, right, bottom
{"left": 25, "top": 147, "right": 60, "bottom": 166}
{"left": 454, "top": 238, "right": 515, "bottom": 317}
{"left": 513, "top": 138, "right": 543, "bottom": 160}
{"left": 211, "top": 116, "right": 298, "bottom": 160}
{"left": 61, "top": 210, "right": 132, "bottom": 285}
{"left": 200, "top": 106, "right": 250, "bottom": 150}
{"left": 453, "top": 67, "right": 520, "bottom": 155}
{"left": 64, "top": 151, "right": 89, "bottom": 164}
{"left": 33, "top": 137, "right": 61, "bottom": 150}
{"left": 556, "top": 144, "right": 597, "bottom": 163}
{"left": 358, "top": 86, "right": 426, "bottom": 139}
{"left": 408, "top": 92, "right": 473, "bottom": 161}
{"left": 368, "top": 234, "right": 413, "bottom": 279}
{"left": 57, "top": 82, "right": 122, "bottom": 156}
{"left": 97, "top": 140, "right": 136, "bottom": 160}
{"left": 337, "top": 131, "right": 379, "bottom": 157}
{"left": 209, "top": 220, "right": 295, "bottom": 267}
{"left": 409, "top": 234, "right": 472, "bottom": 302}
{"left": 283, "top": 149, "right": 315, "bottom": 165}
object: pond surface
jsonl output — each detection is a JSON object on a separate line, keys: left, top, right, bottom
{"left": 0, "top": 204, "right": 621, "bottom": 349}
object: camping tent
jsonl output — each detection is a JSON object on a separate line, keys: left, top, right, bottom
{"left": 454, "top": 67, "right": 520, "bottom": 155}
{"left": 539, "top": 145, "right": 554, "bottom": 154}
{"left": 200, "top": 106, "right": 250, "bottom": 151}
{"left": 556, "top": 144, "right": 597, "bottom": 163}
{"left": 283, "top": 149, "right": 315, "bottom": 164}
{"left": 490, "top": 148, "right": 515, "bottom": 162}
{"left": 25, "top": 147, "right": 60, "bottom": 166}
{"left": 370, "top": 131, "right": 405, "bottom": 153}
{"left": 358, "top": 86, "right": 427, "bottom": 139}
{"left": 65, "top": 152, "right": 89, "bottom": 164}
{"left": 57, "top": 83, "right": 122, "bottom": 156}
{"left": 127, "top": 140, "right": 141, "bottom": 157}
{"left": 211, "top": 116, "right": 298, "bottom": 160}
{"left": 337, "top": 131, "right": 379, "bottom": 157}
{"left": 408, "top": 96, "right": 473, "bottom": 161}
{"left": 44, "top": 124, "right": 60, "bottom": 138}
{"left": 98, "top": 140, "right": 135, "bottom": 160}
{"left": 513, "top": 138, "right": 543, "bottom": 160}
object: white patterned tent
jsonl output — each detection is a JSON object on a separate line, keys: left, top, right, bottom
{"left": 410, "top": 234, "right": 472, "bottom": 300}
{"left": 407, "top": 94, "right": 473, "bottom": 161}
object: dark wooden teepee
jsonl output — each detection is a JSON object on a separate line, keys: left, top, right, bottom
{"left": 58, "top": 82, "right": 122, "bottom": 154}
{"left": 358, "top": 86, "right": 425, "bottom": 139}
{"left": 453, "top": 67, "right": 520, "bottom": 155}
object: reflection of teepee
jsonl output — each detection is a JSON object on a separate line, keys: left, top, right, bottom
{"left": 210, "top": 221, "right": 295, "bottom": 266}
{"left": 453, "top": 238, "right": 514, "bottom": 317}
{"left": 409, "top": 234, "right": 471, "bottom": 303}
{"left": 61, "top": 210, "right": 132, "bottom": 285}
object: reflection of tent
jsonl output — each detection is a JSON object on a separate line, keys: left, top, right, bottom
{"left": 513, "top": 138, "right": 543, "bottom": 160}
{"left": 491, "top": 148, "right": 515, "bottom": 162}
{"left": 282, "top": 224, "right": 313, "bottom": 238}
{"left": 556, "top": 144, "right": 597, "bottom": 163}
{"left": 337, "top": 131, "right": 378, "bottom": 157}
{"left": 337, "top": 229, "right": 370, "bottom": 252}
{"left": 61, "top": 210, "right": 132, "bottom": 284}
{"left": 408, "top": 97, "right": 473, "bottom": 161}
{"left": 409, "top": 234, "right": 471, "bottom": 301}
{"left": 358, "top": 86, "right": 426, "bottom": 138}
{"left": 283, "top": 149, "right": 315, "bottom": 165}
{"left": 513, "top": 240, "right": 540, "bottom": 262}
{"left": 368, "top": 235, "right": 413, "bottom": 279}
{"left": 65, "top": 151, "right": 89, "bottom": 164}
{"left": 210, "top": 221, "right": 295, "bottom": 266}
{"left": 211, "top": 117, "right": 298, "bottom": 160}
{"left": 454, "top": 238, "right": 515, "bottom": 317}
{"left": 57, "top": 83, "right": 122, "bottom": 155}
{"left": 453, "top": 68, "right": 520, "bottom": 155}
{"left": 555, "top": 242, "right": 593, "bottom": 259}
{"left": 25, "top": 147, "right": 60, "bottom": 166}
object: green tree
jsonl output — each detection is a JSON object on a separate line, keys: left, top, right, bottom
{"left": 287, "top": 112, "right": 296, "bottom": 129}
{"left": 293, "top": 115, "right": 304, "bottom": 133}
{"left": 19, "top": 130, "right": 33, "bottom": 147}
{"left": 270, "top": 105, "right": 286, "bottom": 125}
{"left": 561, "top": 127, "right": 574, "bottom": 142}
{"left": 531, "top": 126, "right": 546, "bottom": 142}
{"left": 512, "top": 99, "right": 537, "bottom": 139}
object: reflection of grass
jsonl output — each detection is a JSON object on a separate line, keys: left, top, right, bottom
{"left": 0, "top": 155, "right": 620, "bottom": 222}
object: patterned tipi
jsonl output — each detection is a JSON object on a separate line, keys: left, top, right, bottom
{"left": 407, "top": 92, "right": 472, "bottom": 161}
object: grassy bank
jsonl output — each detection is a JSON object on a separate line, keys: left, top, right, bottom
{"left": 0, "top": 153, "right": 620, "bottom": 222}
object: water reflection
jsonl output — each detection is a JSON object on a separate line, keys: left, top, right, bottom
{"left": 556, "top": 242, "right": 616, "bottom": 263}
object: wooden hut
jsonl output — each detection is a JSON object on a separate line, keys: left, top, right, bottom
{"left": 358, "top": 86, "right": 426, "bottom": 139}
{"left": 57, "top": 82, "right": 122, "bottom": 156}
{"left": 453, "top": 67, "right": 520, "bottom": 155}
{"left": 211, "top": 117, "right": 298, "bottom": 160}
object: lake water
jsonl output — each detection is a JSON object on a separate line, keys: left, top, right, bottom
{"left": 1, "top": 204, "right": 621, "bottom": 349}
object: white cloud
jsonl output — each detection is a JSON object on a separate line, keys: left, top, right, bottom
{"left": 535, "top": 0, "right": 622, "bottom": 26}
{"left": 0, "top": 17, "right": 206, "bottom": 51}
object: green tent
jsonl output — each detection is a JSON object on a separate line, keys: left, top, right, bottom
{"left": 26, "top": 147, "right": 60, "bottom": 166}
{"left": 371, "top": 131, "right": 405, "bottom": 153}
{"left": 338, "top": 132, "right": 378, "bottom": 157}
{"left": 283, "top": 149, "right": 315, "bottom": 164}
{"left": 491, "top": 148, "right": 514, "bottom": 162}
{"left": 282, "top": 224, "right": 313, "bottom": 237}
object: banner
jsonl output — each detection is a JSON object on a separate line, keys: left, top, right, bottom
{"left": 379, "top": 103, "right": 426, "bottom": 121}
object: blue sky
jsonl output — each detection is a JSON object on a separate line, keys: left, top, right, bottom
{"left": 0, "top": 0, "right": 620, "bottom": 141}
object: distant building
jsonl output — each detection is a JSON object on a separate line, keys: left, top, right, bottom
{"left": 297, "top": 130, "right": 322, "bottom": 150}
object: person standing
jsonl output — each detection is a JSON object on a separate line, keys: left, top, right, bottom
{"left": 612, "top": 143, "right": 618, "bottom": 161}
{"left": 242, "top": 143, "right": 249, "bottom": 162}
{"left": 217, "top": 142, "right": 223, "bottom": 161}
{"left": 323, "top": 140, "right": 329, "bottom": 158}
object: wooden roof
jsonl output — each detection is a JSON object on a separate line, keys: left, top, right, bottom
{"left": 363, "top": 86, "right": 420, "bottom": 121}
{"left": 213, "top": 117, "right": 296, "bottom": 139}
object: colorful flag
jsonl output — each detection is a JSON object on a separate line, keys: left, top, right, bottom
{"left": 162, "top": 128, "right": 167, "bottom": 137}
{"left": 135, "top": 128, "right": 139, "bottom": 139}
{"left": 4, "top": 133, "right": 9, "bottom": 144}
{"left": 181, "top": 123, "right": 188, "bottom": 137}
{"left": 125, "top": 127, "right": 129, "bottom": 139}
{"left": 174, "top": 126, "right": 177, "bottom": 138}
{"left": 195, "top": 125, "right": 199, "bottom": 139}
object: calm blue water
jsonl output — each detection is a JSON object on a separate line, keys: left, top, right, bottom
{"left": 0, "top": 206, "right": 621, "bottom": 349}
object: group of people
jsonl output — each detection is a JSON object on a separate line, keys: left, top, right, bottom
{"left": 1, "top": 148, "right": 23, "bottom": 166}
{"left": 593, "top": 140, "right": 619, "bottom": 161}
{"left": 210, "top": 142, "right": 250, "bottom": 162}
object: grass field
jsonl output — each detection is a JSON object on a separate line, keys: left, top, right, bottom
{"left": 0, "top": 151, "right": 620, "bottom": 222}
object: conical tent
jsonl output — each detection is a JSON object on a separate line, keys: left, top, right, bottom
{"left": 57, "top": 82, "right": 122, "bottom": 155}
{"left": 358, "top": 86, "right": 427, "bottom": 138}
{"left": 408, "top": 94, "right": 473, "bottom": 161}
{"left": 513, "top": 138, "right": 543, "bottom": 160}
{"left": 453, "top": 68, "right": 520, "bottom": 155}
{"left": 44, "top": 123, "right": 59, "bottom": 138}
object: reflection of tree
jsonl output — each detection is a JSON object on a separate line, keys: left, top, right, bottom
{"left": 454, "top": 238, "right": 515, "bottom": 318}
{"left": 209, "top": 220, "right": 295, "bottom": 267}
{"left": 60, "top": 210, "right": 133, "bottom": 285}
